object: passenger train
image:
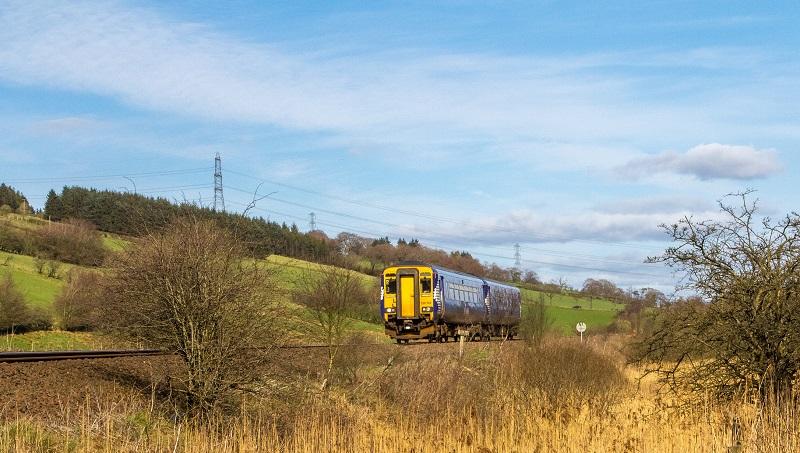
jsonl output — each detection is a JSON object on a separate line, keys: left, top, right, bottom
{"left": 380, "top": 262, "right": 521, "bottom": 343}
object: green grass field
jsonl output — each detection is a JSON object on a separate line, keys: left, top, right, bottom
{"left": 542, "top": 306, "right": 620, "bottom": 335}
{"left": 1, "top": 212, "right": 622, "bottom": 346}
{"left": 100, "top": 233, "right": 129, "bottom": 252}
{"left": 1, "top": 330, "right": 101, "bottom": 351}
{"left": 265, "top": 255, "right": 378, "bottom": 290}
{"left": 520, "top": 287, "right": 623, "bottom": 335}
{"left": 0, "top": 251, "right": 70, "bottom": 310}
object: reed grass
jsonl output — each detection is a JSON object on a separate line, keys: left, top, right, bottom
{"left": 2, "top": 337, "right": 798, "bottom": 452}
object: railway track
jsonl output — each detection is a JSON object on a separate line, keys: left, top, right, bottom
{"left": 0, "top": 338, "right": 524, "bottom": 364}
{"left": 0, "top": 349, "right": 167, "bottom": 363}
{"left": 0, "top": 344, "right": 365, "bottom": 364}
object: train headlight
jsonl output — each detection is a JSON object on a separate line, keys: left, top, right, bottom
{"left": 421, "top": 307, "right": 432, "bottom": 313}
{"left": 385, "top": 307, "right": 395, "bottom": 313}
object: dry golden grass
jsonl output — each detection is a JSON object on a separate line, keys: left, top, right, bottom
{"left": 2, "top": 337, "right": 799, "bottom": 452}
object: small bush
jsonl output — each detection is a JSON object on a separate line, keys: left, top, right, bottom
{"left": 55, "top": 269, "right": 104, "bottom": 330}
{"left": 519, "top": 294, "right": 552, "bottom": 346}
{"left": 33, "top": 256, "right": 45, "bottom": 274}
{"left": 332, "top": 331, "right": 373, "bottom": 386}
{"left": 45, "top": 260, "right": 62, "bottom": 279}
{"left": 36, "top": 219, "right": 106, "bottom": 266}
{"left": 0, "top": 224, "right": 35, "bottom": 255}
{"left": 607, "top": 318, "right": 633, "bottom": 335}
{"left": 0, "top": 276, "right": 50, "bottom": 333}
{"left": 516, "top": 339, "right": 626, "bottom": 409}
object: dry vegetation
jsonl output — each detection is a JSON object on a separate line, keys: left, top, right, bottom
{"left": 3, "top": 195, "right": 800, "bottom": 451}
{"left": 1, "top": 337, "right": 798, "bottom": 452}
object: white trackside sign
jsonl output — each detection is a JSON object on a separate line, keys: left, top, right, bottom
{"left": 576, "top": 322, "right": 587, "bottom": 342}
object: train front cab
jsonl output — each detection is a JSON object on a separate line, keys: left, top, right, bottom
{"left": 381, "top": 264, "right": 436, "bottom": 342}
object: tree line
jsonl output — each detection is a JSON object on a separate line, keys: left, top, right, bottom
{"left": 44, "top": 186, "right": 332, "bottom": 261}
{"left": 0, "top": 183, "right": 30, "bottom": 214}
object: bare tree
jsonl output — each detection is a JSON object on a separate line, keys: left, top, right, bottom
{"left": 54, "top": 269, "right": 104, "bottom": 330}
{"left": 0, "top": 276, "right": 32, "bottom": 333}
{"left": 631, "top": 192, "right": 800, "bottom": 400}
{"left": 101, "top": 217, "right": 283, "bottom": 417}
{"left": 293, "top": 265, "right": 371, "bottom": 390}
{"left": 519, "top": 292, "right": 552, "bottom": 346}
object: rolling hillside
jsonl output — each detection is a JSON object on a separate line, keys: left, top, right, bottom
{"left": 1, "top": 212, "right": 624, "bottom": 349}
{"left": 520, "top": 287, "right": 624, "bottom": 335}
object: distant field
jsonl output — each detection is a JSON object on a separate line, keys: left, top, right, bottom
{"left": 520, "top": 287, "right": 623, "bottom": 335}
{"left": 3, "top": 215, "right": 619, "bottom": 344}
{"left": 265, "top": 255, "right": 385, "bottom": 343}
{"left": 1, "top": 330, "right": 101, "bottom": 351}
{"left": 0, "top": 251, "right": 70, "bottom": 310}
{"left": 543, "top": 306, "right": 620, "bottom": 335}
{"left": 265, "top": 255, "right": 377, "bottom": 290}
{"left": 521, "top": 287, "right": 624, "bottom": 311}
{"left": 100, "top": 233, "right": 129, "bottom": 252}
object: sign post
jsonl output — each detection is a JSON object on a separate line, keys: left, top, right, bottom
{"left": 576, "top": 322, "right": 587, "bottom": 343}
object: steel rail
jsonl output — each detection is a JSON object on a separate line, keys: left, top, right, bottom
{"left": 0, "top": 339, "right": 524, "bottom": 363}
{"left": 0, "top": 349, "right": 166, "bottom": 363}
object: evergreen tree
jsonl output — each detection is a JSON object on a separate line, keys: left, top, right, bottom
{"left": 44, "top": 189, "right": 63, "bottom": 220}
{"left": 0, "top": 183, "right": 30, "bottom": 212}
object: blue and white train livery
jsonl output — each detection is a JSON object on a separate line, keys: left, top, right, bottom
{"left": 380, "top": 262, "right": 521, "bottom": 343}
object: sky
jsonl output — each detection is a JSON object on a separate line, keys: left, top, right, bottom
{"left": 1, "top": 0, "right": 799, "bottom": 292}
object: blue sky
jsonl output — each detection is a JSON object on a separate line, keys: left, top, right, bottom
{"left": 1, "top": 0, "right": 799, "bottom": 292}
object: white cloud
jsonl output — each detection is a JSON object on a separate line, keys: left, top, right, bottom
{"left": 617, "top": 144, "right": 781, "bottom": 181}
{"left": 594, "top": 195, "right": 713, "bottom": 215}
{"left": 28, "top": 116, "right": 103, "bottom": 134}
{"left": 0, "top": 1, "right": 793, "bottom": 167}
{"left": 398, "top": 209, "right": 703, "bottom": 246}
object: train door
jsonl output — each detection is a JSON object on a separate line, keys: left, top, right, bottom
{"left": 482, "top": 284, "right": 491, "bottom": 321}
{"left": 397, "top": 269, "right": 419, "bottom": 318}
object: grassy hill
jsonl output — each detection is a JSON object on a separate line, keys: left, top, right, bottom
{"left": 1, "top": 213, "right": 622, "bottom": 349}
{"left": 520, "top": 287, "right": 624, "bottom": 335}
{"left": 0, "top": 251, "right": 72, "bottom": 310}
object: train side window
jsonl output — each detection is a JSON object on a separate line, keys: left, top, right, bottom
{"left": 386, "top": 277, "right": 397, "bottom": 294}
{"left": 421, "top": 277, "right": 432, "bottom": 293}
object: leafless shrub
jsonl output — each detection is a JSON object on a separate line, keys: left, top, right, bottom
{"left": 100, "top": 217, "right": 283, "bottom": 418}
{"left": 292, "top": 265, "right": 373, "bottom": 390}
{"left": 332, "top": 331, "right": 378, "bottom": 386}
{"left": 0, "top": 275, "right": 51, "bottom": 333}
{"left": 0, "top": 275, "right": 30, "bottom": 333}
{"left": 54, "top": 269, "right": 104, "bottom": 330}
{"left": 520, "top": 292, "right": 553, "bottom": 345}
{"left": 632, "top": 192, "right": 800, "bottom": 400}
{"left": 37, "top": 219, "right": 106, "bottom": 266}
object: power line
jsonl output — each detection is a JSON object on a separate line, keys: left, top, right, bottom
{"left": 24, "top": 184, "right": 213, "bottom": 200}
{"left": 224, "top": 168, "right": 654, "bottom": 250}
{"left": 1, "top": 167, "right": 211, "bottom": 184}
{"left": 223, "top": 199, "right": 667, "bottom": 279}
{"left": 225, "top": 184, "right": 658, "bottom": 269}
